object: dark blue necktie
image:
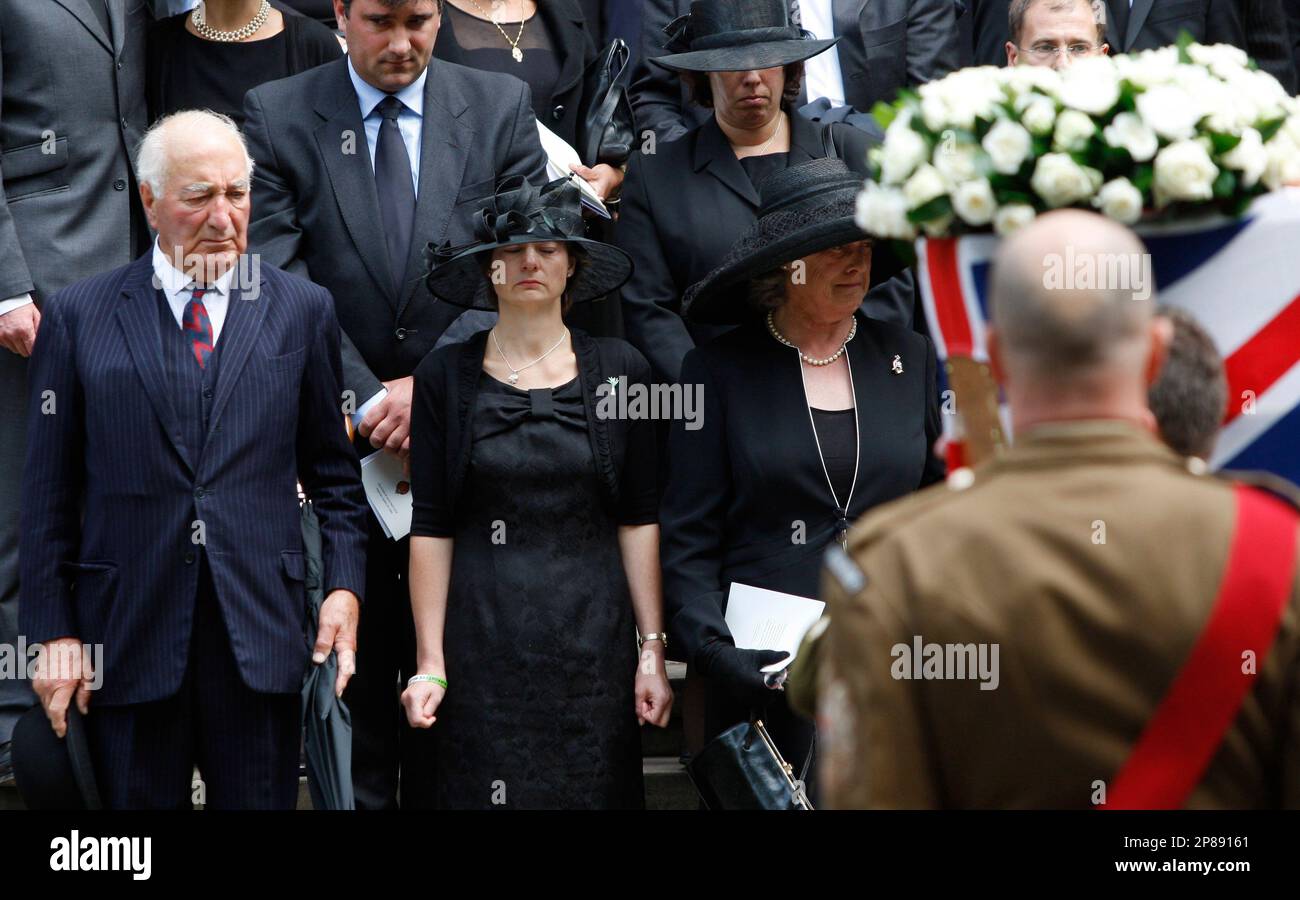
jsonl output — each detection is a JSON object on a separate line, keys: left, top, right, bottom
{"left": 375, "top": 95, "right": 415, "bottom": 297}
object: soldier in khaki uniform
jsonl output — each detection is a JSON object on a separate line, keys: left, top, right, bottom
{"left": 791, "top": 210, "right": 1300, "bottom": 809}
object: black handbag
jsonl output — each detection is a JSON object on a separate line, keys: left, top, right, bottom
{"left": 576, "top": 38, "right": 636, "bottom": 168}
{"left": 686, "top": 719, "right": 815, "bottom": 810}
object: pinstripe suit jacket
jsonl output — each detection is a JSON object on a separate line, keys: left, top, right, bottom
{"left": 19, "top": 254, "right": 369, "bottom": 706}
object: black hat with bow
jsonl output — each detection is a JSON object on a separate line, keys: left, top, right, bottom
{"left": 652, "top": 0, "right": 839, "bottom": 73}
{"left": 682, "top": 158, "right": 905, "bottom": 324}
{"left": 425, "top": 176, "right": 634, "bottom": 311}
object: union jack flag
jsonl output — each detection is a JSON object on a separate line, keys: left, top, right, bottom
{"left": 916, "top": 189, "right": 1300, "bottom": 485}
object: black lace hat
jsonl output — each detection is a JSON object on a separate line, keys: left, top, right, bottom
{"left": 425, "top": 177, "right": 633, "bottom": 310}
{"left": 682, "top": 158, "right": 903, "bottom": 324}
{"left": 652, "top": 0, "right": 839, "bottom": 73}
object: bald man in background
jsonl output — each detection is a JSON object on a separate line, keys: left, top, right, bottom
{"left": 798, "top": 210, "right": 1300, "bottom": 809}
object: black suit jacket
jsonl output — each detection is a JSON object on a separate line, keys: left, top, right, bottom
{"left": 614, "top": 110, "right": 906, "bottom": 384}
{"left": 660, "top": 311, "right": 945, "bottom": 668}
{"left": 243, "top": 57, "right": 549, "bottom": 403}
{"left": 20, "top": 255, "right": 369, "bottom": 705}
{"left": 630, "top": 0, "right": 961, "bottom": 144}
{"left": 970, "top": 0, "right": 1245, "bottom": 65}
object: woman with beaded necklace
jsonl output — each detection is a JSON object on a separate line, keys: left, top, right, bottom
{"left": 661, "top": 158, "right": 945, "bottom": 798}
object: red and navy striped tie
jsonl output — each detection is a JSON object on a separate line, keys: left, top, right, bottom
{"left": 182, "top": 287, "right": 214, "bottom": 369}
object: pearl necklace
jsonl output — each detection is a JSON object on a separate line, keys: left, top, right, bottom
{"left": 192, "top": 0, "right": 271, "bottom": 42}
{"left": 766, "top": 311, "right": 857, "bottom": 366}
{"left": 491, "top": 327, "right": 568, "bottom": 385}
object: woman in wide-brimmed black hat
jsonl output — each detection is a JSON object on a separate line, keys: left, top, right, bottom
{"left": 613, "top": 0, "right": 913, "bottom": 386}
{"left": 660, "top": 159, "right": 946, "bottom": 796}
{"left": 404, "top": 177, "right": 673, "bottom": 809}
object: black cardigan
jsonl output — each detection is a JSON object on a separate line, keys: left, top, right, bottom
{"left": 410, "top": 328, "right": 659, "bottom": 537}
{"left": 660, "top": 310, "right": 946, "bottom": 668}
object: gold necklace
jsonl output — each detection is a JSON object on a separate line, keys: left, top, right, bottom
{"left": 466, "top": 0, "right": 527, "bottom": 62}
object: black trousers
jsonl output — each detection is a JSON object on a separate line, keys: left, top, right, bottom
{"left": 87, "top": 558, "right": 299, "bottom": 810}
{"left": 344, "top": 517, "right": 438, "bottom": 809}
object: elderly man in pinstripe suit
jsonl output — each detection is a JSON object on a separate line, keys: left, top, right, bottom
{"left": 20, "top": 110, "right": 369, "bottom": 810}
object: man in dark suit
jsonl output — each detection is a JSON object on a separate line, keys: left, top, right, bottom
{"left": 243, "top": 0, "right": 547, "bottom": 809}
{"left": 0, "top": 0, "right": 149, "bottom": 785}
{"left": 21, "top": 110, "right": 368, "bottom": 809}
{"left": 970, "top": 0, "right": 1245, "bottom": 67}
{"left": 630, "top": 0, "right": 960, "bottom": 144}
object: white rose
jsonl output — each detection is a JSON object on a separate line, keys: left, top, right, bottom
{"left": 855, "top": 182, "right": 917, "bottom": 240}
{"left": 1057, "top": 57, "right": 1121, "bottom": 115}
{"left": 933, "top": 142, "right": 981, "bottom": 188}
{"left": 1136, "top": 84, "right": 1202, "bottom": 141}
{"left": 903, "top": 163, "right": 947, "bottom": 209}
{"left": 1102, "top": 112, "right": 1159, "bottom": 162}
{"left": 1017, "top": 93, "right": 1057, "bottom": 136}
{"left": 1002, "top": 64, "right": 1061, "bottom": 98}
{"left": 1091, "top": 177, "right": 1144, "bottom": 224}
{"left": 1153, "top": 139, "right": 1219, "bottom": 205}
{"left": 983, "top": 119, "right": 1033, "bottom": 174}
{"left": 993, "top": 203, "right": 1037, "bottom": 236}
{"left": 951, "top": 178, "right": 997, "bottom": 226}
{"left": 1262, "top": 133, "right": 1300, "bottom": 191}
{"left": 921, "top": 214, "right": 955, "bottom": 238}
{"left": 1221, "top": 127, "right": 1267, "bottom": 188}
{"left": 1187, "top": 42, "right": 1250, "bottom": 76}
{"left": 880, "top": 124, "right": 929, "bottom": 185}
{"left": 1030, "top": 152, "right": 1096, "bottom": 207}
{"left": 1052, "top": 109, "right": 1096, "bottom": 152}
{"left": 1115, "top": 46, "right": 1180, "bottom": 90}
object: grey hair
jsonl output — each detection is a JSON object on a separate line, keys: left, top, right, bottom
{"left": 136, "top": 109, "right": 255, "bottom": 196}
{"left": 746, "top": 267, "right": 791, "bottom": 313}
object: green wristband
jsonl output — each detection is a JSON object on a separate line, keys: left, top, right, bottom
{"left": 407, "top": 674, "right": 447, "bottom": 689}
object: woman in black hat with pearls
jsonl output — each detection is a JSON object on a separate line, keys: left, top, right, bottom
{"left": 661, "top": 159, "right": 945, "bottom": 796}
{"left": 614, "top": 0, "right": 908, "bottom": 386}
{"left": 403, "top": 177, "right": 673, "bottom": 809}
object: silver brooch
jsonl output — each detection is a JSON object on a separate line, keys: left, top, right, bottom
{"left": 891, "top": 354, "right": 903, "bottom": 375}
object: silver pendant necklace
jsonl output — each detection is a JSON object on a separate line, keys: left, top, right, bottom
{"left": 491, "top": 326, "right": 568, "bottom": 385}
{"left": 792, "top": 344, "right": 861, "bottom": 549}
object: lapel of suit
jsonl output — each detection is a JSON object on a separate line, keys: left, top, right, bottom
{"left": 693, "top": 118, "right": 761, "bottom": 207}
{"left": 396, "top": 59, "right": 472, "bottom": 322}
{"left": 1126, "top": 0, "right": 1154, "bottom": 51}
{"left": 116, "top": 256, "right": 195, "bottom": 475}
{"left": 542, "top": 0, "right": 588, "bottom": 102}
{"left": 313, "top": 61, "right": 398, "bottom": 310}
{"left": 788, "top": 112, "right": 826, "bottom": 165}
{"left": 51, "top": 0, "right": 113, "bottom": 54}
{"left": 206, "top": 259, "right": 271, "bottom": 443}
{"left": 107, "top": 0, "right": 125, "bottom": 57}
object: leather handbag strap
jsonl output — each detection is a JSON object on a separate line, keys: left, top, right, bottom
{"left": 1104, "top": 484, "right": 1298, "bottom": 809}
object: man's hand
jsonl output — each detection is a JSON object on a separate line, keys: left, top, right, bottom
{"left": 313, "top": 589, "right": 359, "bottom": 697}
{"left": 0, "top": 304, "right": 41, "bottom": 357}
{"left": 569, "top": 163, "right": 625, "bottom": 202}
{"left": 33, "top": 637, "right": 92, "bottom": 738}
{"left": 357, "top": 376, "right": 413, "bottom": 460}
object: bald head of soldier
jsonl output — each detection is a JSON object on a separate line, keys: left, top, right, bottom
{"left": 987, "top": 210, "right": 1172, "bottom": 434}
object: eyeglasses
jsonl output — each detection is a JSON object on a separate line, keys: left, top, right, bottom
{"left": 1018, "top": 43, "right": 1101, "bottom": 61}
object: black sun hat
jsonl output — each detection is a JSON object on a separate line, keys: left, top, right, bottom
{"left": 682, "top": 158, "right": 904, "bottom": 325}
{"left": 12, "top": 704, "right": 102, "bottom": 810}
{"left": 652, "top": 0, "right": 839, "bottom": 73}
{"left": 424, "top": 176, "right": 633, "bottom": 311}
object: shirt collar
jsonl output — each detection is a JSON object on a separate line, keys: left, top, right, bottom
{"left": 152, "top": 239, "right": 238, "bottom": 298}
{"left": 347, "top": 56, "right": 427, "bottom": 121}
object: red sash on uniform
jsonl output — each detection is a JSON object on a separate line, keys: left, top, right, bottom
{"left": 1104, "top": 484, "right": 1298, "bottom": 810}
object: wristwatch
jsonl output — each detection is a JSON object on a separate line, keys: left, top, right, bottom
{"left": 638, "top": 632, "right": 668, "bottom": 652}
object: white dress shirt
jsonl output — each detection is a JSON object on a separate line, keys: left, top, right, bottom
{"left": 347, "top": 56, "right": 426, "bottom": 193}
{"left": 800, "top": 0, "right": 848, "bottom": 108}
{"left": 152, "top": 239, "right": 236, "bottom": 344}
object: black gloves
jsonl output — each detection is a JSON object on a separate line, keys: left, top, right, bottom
{"left": 700, "top": 644, "right": 790, "bottom": 706}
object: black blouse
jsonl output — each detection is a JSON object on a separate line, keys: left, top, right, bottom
{"left": 660, "top": 310, "right": 946, "bottom": 668}
{"left": 410, "top": 328, "right": 660, "bottom": 536}
{"left": 146, "top": 12, "right": 343, "bottom": 127}
{"left": 438, "top": 4, "right": 562, "bottom": 129}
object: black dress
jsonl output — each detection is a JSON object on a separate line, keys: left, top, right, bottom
{"left": 430, "top": 373, "right": 644, "bottom": 809}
